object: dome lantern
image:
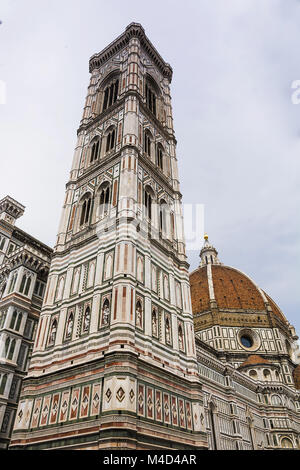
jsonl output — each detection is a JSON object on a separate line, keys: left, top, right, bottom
{"left": 199, "top": 234, "right": 221, "bottom": 267}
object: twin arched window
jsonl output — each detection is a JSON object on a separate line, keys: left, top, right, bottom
{"left": 5, "top": 337, "right": 16, "bottom": 360}
{"left": 90, "top": 139, "right": 101, "bottom": 163}
{"left": 106, "top": 128, "right": 116, "bottom": 153}
{"left": 145, "top": 82, "right": 157, "bottom": 116}
{"left": 20, "top": 274, "right": 32, "bottom": 296}
{"left": 80, "top": 195, "right": 92, "bottom": 227}
{"left": 102, "top": 78, "right": 119, "bottom": 112}
{"left": 9, "top": 310, "right": 22, "bottom": 331}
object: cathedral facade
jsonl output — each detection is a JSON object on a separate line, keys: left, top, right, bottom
{"left": 6, "top": 24, "right": 300, "bottom": 450}
{"left": 0, "top": 196, "right": 52, "bottom": 449}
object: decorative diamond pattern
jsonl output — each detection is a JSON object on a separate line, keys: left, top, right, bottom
{"left": 116, "top": 387, "right": 125, "bottom": 402}
{"left": 105, "top": 388, "right": 112, "bottom": 402}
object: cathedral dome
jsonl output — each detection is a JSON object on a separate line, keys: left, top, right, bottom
{"left": 190, "top": 236, "right": 288, "bottom": 332}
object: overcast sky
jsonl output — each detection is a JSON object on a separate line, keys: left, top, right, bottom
{"left": 1, "top": 0, "right": 299, "bottom": 335}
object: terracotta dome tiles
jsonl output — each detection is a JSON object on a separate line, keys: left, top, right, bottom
{"left": 189, "top": 266, "right": 210, "bottom": 313}
{"left": 190, "top": 263, "right": 288, "bottom": 327}
{"left": 238, "top": 354, "right": 271, "bottom": 370}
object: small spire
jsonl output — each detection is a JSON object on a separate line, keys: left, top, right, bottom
{"left": 200, "top": 234, "right": 221, "bottom": 267}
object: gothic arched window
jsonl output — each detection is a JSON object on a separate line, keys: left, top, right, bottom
{"left": 24, "top": 277, "right": 31, "bottom": 296}
{"left": 90, "top": 138, "right": 101, "bottom": 163}
{"left": 8, "top": 338, "right": 16, "bottom": 360}
{"left": 144, "top": 130, "right": 152, "bottom": 157}
{"left": 80, "top": 194, "right": 92, "bottom": 227}
{"left": 4, "top": 337, "right": 10, "bottom": 357}
{"left": 159, "top": 199, "right": 168, "bottom": 233}
{"left": 102, "top": 77, "right": 119, "bottom": 112}
{"left": 98, "top": 182, "right": 111, "bottom": 219}
{"left": 0, "top": 374, "right": 7, "bottom": 395}
{"left": 15, "top": 312, "right": 22, "bottom": 331}
{"left": 105, "top": 127, "right": 116, "bottom": 153}
{"left": 144, "top": 187, "right": 153, "bottom": 221}
{"left": 8, "top": 272, "right": 17, "bottom": 294}
{"left": 9, "top": 310, "right": 17, "bottom": 330}
{"left": 145, "top": 81, "right": 157, "bottom": 116}
{"left": 271, "top": 395, "right": 282, "bottom": 406}
{"left": 156, "top": 144, "right": 163, "bottom": 170}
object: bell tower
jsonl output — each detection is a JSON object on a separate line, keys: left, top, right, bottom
{"left": 10, "top": 24, "right": 207, "bottom": 450}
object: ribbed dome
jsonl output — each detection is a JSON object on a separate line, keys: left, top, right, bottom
{"left": 190, "top": 236, "right": 288, "bottom": 330}
{"left": 190, "top": 263, "right": 286, "bottom": 323}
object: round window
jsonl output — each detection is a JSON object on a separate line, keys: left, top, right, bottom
{"left": 240, "top": 335, "right": 253, "bottom": 348}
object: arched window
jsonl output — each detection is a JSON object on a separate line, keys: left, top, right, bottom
{"left": 4, "top": 337, "right": 10, "bottom": 357}
{"left": 19, "top": 274, "right": 27, "bottom": 294}
{"left": 144, "top": 188, "right": 152, "bottom": 221}
{"left": 271, "top": 395, "right": 282, "bottom": 406}
{"left": 159, "top": 199, "right": 168, "bottom": 233}
{"left": 249, "top": 369, "right": 258, "bottom": 379}
{"left": 80, "top": 194, "right": 92, "bottom": 227}
{"left": 102, "top": 298, "right": 110, "bottom": 326}
{"left": 98, "top": 182, "right": 111, "bottom": 219}
{"left": 24, "top": 277, "right": 31, "bottom": 296}
{"left": 0, "top": 374, "right": 7, "bottom": 395}
{"left": 9, "top": 310, "right": 17, "bottom": 329}
{"left": 145, "top": 82, "right": 157, "bottom": 116}
{"left": 263, "top": 369, "right": 271, "bottom": 381}
{"left": 144, "top": 130, "right": 152, "bottom": 157}
{"left": 281, "top": 437, "right": 293, "bottom": 448}
{"left": 8, "top": 272, "right": 17, "bottom": 294}
{"left": 15, "top": 312, "right": 22, "bottom": 331}
{"left": 102, "top": 77, "right": 119, "bottom": 112}
{"left": 105, "top": 127, "right": 116, "bottom": 153}
{"left": 8, "top": 339, "right": 16, "bottom": 360}
{"left": 90, "top": 138, "right": 101, "bottom": 163}
{"left": 83, "top": 306, "right": 91, "bottom": 333}
{"left": 156, "top": 144, "right": 163, "bottom": 170}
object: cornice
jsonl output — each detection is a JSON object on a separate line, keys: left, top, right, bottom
{"left": 89, "top": 23, "right": 173, "bottom": 82}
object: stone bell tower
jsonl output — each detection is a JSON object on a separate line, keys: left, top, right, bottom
{"left": 10, "top": 24, "right": 207, "bottom": 450}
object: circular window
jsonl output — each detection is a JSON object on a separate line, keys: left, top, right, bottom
{"left": 238, "top": 328, "right": 260, "bottom": 351}
{"left": 241, "top": 335, "right": 253, "bottom": 348}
